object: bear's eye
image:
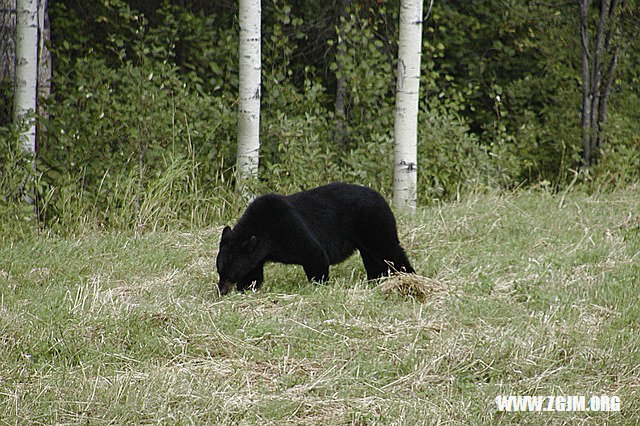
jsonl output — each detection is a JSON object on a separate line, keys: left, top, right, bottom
{"left": 242, "top": 235, "right": 258, "bottom": 252}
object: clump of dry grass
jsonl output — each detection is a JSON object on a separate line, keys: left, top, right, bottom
{"left": 378, "top": 273, "right": 449, "bottom": 302}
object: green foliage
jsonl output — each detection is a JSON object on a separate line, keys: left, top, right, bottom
{"left": 260, "top": 3, "right": 493, "bottom": 201}
{"left": 0, "top": 78, "right": 13, "bottom": 127}
{"left": 37, "top": 0, "right": 239, "bottom": 231}
{"left": 418, "top": 109, "right": 492, "bottom": 201}
{"left": 0, "top": 125, "right": 28, "bottom": 203}
{"left": 426, "top": 1, "right": 631, "bottom": 185}
{"left": 261, "top": 112, "right": 340, "bottom": 193}
{"left": 332, "top": 4, "right": 396, "bottom": 132}
{"left": 1, "top": 0, "right": 638, "bottom": 233}
{"left": 0, "top": 125, "right": 39, "bottom": 234}
{"left": 594, "top": 106, "right": 640, "bottom": 185}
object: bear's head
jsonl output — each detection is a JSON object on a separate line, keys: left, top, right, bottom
{"left": 216, "top": 225, "right": 261, "bottom": 295}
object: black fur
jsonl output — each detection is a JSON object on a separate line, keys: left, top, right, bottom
{"left": 216, "top": 182, "right": 414, "bottom": 295}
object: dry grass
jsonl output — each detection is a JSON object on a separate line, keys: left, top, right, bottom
{"left": 1, "top": 186, "right": 639, "bottom": 424}
{"left": 377, "top": 273, "right": 451, "bottom": 302}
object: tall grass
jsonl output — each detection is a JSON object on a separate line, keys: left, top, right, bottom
{"left": 33, "top": 154, "right": 243, "bottom": 234}
{"left": 1, "top": 186, "right": 638, "bottom": 423}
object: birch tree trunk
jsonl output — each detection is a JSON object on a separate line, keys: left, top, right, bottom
{"left": 393, "top": 0, "right": 423, "bottom": 210}
{"left": 13, "top": 0, "right": 38, "bottom": 157}
{"left": 236, "top": 0, "right": 261, "bottom": 189}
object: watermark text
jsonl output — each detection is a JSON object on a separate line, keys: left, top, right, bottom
{"left": 495, "top": 395, "right": 621, "bottom": 412}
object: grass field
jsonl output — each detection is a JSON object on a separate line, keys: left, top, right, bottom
{"left": 1, "top": 187, "right": 639, "bottom": 424}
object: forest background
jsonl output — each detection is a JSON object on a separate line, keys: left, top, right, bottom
{"left": 1, "top": 0, "right": 639, "bottom": 232}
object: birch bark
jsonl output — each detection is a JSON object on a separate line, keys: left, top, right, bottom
{"left": 393, "top": 0, "right": 423, "bottom": 209}
{"left": 236, "top": 0, "right": 261, "bottom": 187}
{"left": 13, "top": 0, "right": 38, "bottom": 156}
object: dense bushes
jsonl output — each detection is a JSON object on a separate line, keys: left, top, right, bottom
{"left": 1, "top": 0, "right": 638, "bottom": 232}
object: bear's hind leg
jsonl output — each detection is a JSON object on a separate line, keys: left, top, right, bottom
{"left": 387, "top": 245, "right": 414, "bottom": 274}
{"left": 360, "top": 250, "right": 388, "bottom": 280}
{"left": 359, "top": 243, "right": 414, "bottom": 277}
{"left": 353, "top": 214, "right": 414, "bottom": 275}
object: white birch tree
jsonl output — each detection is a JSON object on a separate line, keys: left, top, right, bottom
{"left": 393, "top": 0, "right": 424, "bottom": 210}
{"left": 13, "top": 0, "right": 38, "bottom": 156}
{"left": 236, "top": 0, "right": 261, "bottom": 189}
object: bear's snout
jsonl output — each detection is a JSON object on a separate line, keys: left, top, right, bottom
{"left": 217, "top": 279, "right": 235, "bottom": 296}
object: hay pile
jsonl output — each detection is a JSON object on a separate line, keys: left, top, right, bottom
{"left": 378, "top": 273, "right": 449, "bottom": 302}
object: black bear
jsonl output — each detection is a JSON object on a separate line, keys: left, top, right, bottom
{"left": 216, "top": 182, "right": 414, "bottom": 295}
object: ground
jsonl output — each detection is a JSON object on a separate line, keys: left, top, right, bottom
{"left": 1, "top": 186, "right": 639, "bottom": 424}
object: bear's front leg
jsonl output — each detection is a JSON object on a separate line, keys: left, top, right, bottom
{"left": 298, "top": 241, "right": 330, "bottom": 283}
{"left": 303, "top": 261, "right": 330, "bottom": 283}
{"left": 236, "top": 263, "right": 264, "bottom": 292}
{"left": 277, "top": 216, "right": 330, "bottom": 283}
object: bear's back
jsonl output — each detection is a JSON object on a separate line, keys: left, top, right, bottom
{"left": 287, "top": 182, "right": 386, "bottom": 220}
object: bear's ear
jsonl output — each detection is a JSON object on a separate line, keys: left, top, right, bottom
{"left": 221, "top": 226, "right": 233, "bottom": 243}
{"left": 247, "top": 235, "right": 258, "bottom": 252}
